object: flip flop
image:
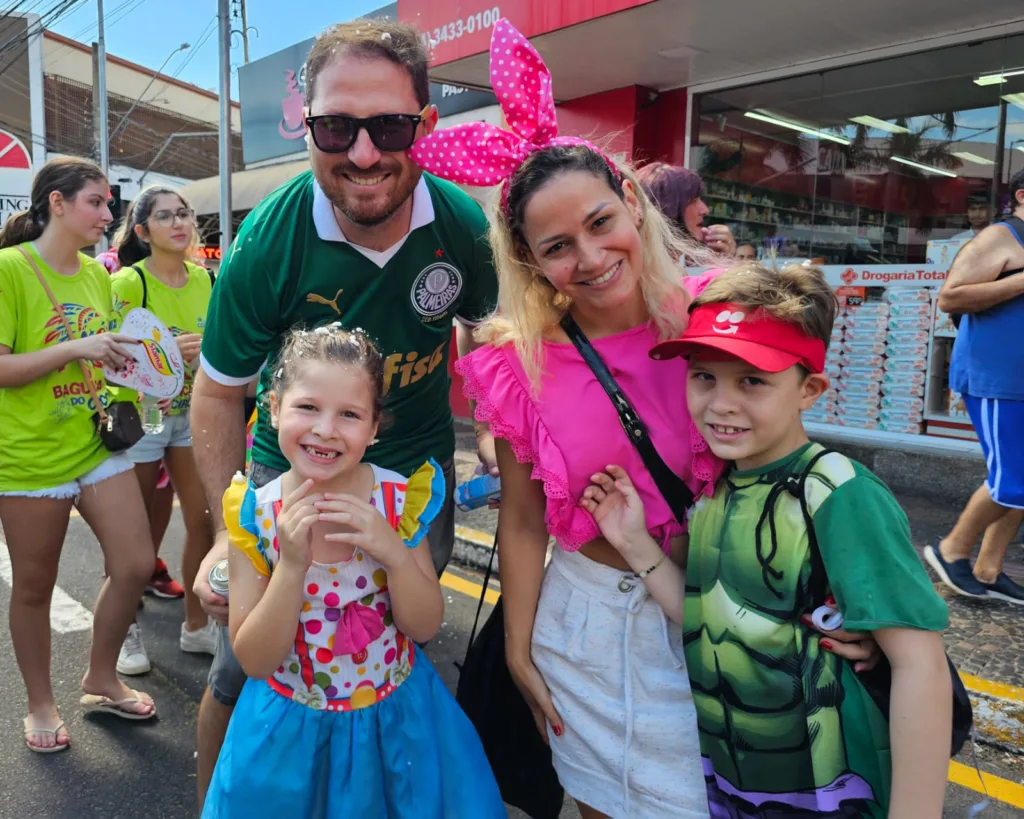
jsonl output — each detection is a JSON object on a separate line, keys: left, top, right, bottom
{"left": 23, "top": 716, "right": 70, "bottom": 754}
{"left": 80, "top": 689, "right": 156, "bottom": 721}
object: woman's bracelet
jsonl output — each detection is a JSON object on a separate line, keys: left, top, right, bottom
{"left": 635, "top": 553, "right": 667, "bottom": 580}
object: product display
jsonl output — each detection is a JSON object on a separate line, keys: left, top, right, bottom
{"left": 811, "top": 287, "right": 934, "bottom": 435}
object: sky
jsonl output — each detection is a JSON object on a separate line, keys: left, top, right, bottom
{"left": 50, "top": 0, "right": 385, "bottom": 99}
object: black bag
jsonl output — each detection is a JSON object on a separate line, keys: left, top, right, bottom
{"left": 455, "top": 533, "right": 564, "bottom": 819}
{"left": 21, "top": 246, "right": 143, "bottom": 452}
{"left": 786, "top": 447, "right": 974, "bottom": 756}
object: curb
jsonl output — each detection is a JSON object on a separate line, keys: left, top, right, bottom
{"left": 961, "top": 673, "right": 1024, "bottom": 755}
{"left": 451, "top": 526, "right": 498, "bottom": 575}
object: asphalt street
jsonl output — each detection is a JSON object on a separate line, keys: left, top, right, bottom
{"left": 0, "top": 481, "right": 1021, "bottom": 818}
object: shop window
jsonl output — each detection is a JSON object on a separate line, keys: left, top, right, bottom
{"left": 689, "top": 34, "right": 1022, "bottom": 443}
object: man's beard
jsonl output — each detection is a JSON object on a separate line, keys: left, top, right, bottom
{"left": 325, "top": 165, "right": 421, "bottom": 228}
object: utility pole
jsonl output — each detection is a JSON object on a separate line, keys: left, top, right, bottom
{"left": 93, "top": 0, "right": 110, "bottom": 250}
{"left": 217, "top": 0, "right": 233, "bottom": 255}
{"left": 239, "top": 0, "right": 250, "bottom": 64}
{"left": 95, "top": 0, "right": 108, "bottom": 177}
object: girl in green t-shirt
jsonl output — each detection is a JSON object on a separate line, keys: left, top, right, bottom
{"left": 109, "top": 187, "right": 216, "bottom": 674}
{"left": 0, "top": 156, "right": 158, "bottom": 753}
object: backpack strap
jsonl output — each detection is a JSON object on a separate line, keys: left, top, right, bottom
{"left": 131, "top": 264, "right": 148, "bottom": 310}
{"left": 753, "top": 447, "right": 838, "bottom": 602}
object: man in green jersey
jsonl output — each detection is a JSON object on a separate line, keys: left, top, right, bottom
{"left": 189, "top": 18, "right": 498, "bottom": 807}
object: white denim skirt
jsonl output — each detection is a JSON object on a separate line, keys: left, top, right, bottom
{"left": 532, "top": 547, "right": 710, "bottom": 819}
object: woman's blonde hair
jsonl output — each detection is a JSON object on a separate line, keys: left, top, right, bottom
{"left": 475, "top": 145, "right": 721, "bottom": 390}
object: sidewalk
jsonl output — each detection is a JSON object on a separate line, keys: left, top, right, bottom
{"left": 451, "top": 424, "right": 1024, "bottom": 755}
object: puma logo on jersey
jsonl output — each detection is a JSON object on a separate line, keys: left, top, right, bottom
{"left": 306, "top": 289, "right": 344, "bottom": 315}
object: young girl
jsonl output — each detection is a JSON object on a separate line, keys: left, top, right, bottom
{"left": 109, "top": 186, "right": 216, "bottom": 674}
{"left": 0, "top": 156, "right": 157, "bottom": 753}
{"left": 203, "top": 324, "right": 504, "bottom": 818}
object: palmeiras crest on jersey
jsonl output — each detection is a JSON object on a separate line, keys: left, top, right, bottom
{"left": 410, "top": 262, "right": 462, "bottom": 320}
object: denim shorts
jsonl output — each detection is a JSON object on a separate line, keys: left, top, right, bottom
{"left": 207, "top": 457, "right": 456, "bottom": 707}
{"left": 129, "top": 413, "right": 193, "bottom": 465}
{"left": 0, "top": 452, "right": 135, "bottom": 500}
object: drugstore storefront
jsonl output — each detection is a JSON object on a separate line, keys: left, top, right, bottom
{"left": 407, "top": 0, "right": 1024, "bottom": 456}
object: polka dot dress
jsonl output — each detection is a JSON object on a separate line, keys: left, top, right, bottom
{"left": 254, "top": 465, "right": 414, "bottom": 712}
{"left": 203, "top": 462, "right": 507, "bottom": 818}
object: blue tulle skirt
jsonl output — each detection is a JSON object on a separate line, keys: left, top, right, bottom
{"left": 202, "top": 652, "right": 505, "bottom": 818}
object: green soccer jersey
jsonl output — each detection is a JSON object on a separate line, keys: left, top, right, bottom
{"left": 200, "top": 171, "right": 497, "bottom": 477}
{"left": 685, "top": 443, "right": 948, "bottom": 818}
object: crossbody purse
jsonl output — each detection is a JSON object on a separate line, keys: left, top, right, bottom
{"left": 19, "top": 245, "right": 143, "bottom": 452}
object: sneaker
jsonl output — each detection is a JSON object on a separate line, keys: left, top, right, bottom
{"left": 980, "top": 573, "right": 1024, "bottom": 605}
{"left": 146, "top": 558, "right": 184, "bottom": 599}
{"left": 117, "top": 624, "right": 151, "bottom": 675}
{"left": 180, "top": 620, "right": 219, "bottom": 655}
{"left": 924, "top": 542, "right": 989, "bottom": 599}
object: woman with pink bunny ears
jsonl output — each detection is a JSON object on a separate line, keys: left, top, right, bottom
{"left": 412, "top": 19, "right": 721, "bottom": 818}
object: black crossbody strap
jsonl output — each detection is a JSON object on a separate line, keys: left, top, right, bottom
{"left": 560, "top": 313, "right": 694, "bottom": 523}
{"left": 132, "top": 264, "right": 148, "bottom": 310}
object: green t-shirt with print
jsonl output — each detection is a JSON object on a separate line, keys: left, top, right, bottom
{"left": 109, "top": 259, "right": 211, "bottom": 415}
{"left": 0, "top": 243, "right": 114, "bottom": 492}
{"left": 200, "top": 171, "right": 497, "bottom": 477}
{"left": 685, "top": 443, "right": 948, "bottom": 818}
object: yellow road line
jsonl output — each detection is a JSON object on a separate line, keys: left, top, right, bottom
{"left": 948, "top": 760, "right": 1024, "bottom": 807}
{"left": 438, "top": 567, "right": 1024, "bottom": 809}
{"left": 440, "top": 571, "right": 499, "bottom": 606}
{"left": 961, "top": 671, "right": 1024, "bottom": 703}
{"left": 455, "top": 524, "right": 495, "bottom": 548}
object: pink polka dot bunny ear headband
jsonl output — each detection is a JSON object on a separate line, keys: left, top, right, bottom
{"left": 409, "top": 18, "right": 621, "bottom": 214}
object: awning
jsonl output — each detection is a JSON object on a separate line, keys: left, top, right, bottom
{"left": 180, "top": 158, "right": 311, "bottom": 215}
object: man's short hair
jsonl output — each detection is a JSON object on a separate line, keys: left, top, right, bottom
{"left": 692, "top": 262, "right": 839, "bottom": 345}
{"left": 1010, "top": 169, "right": 1024, "bottom": 206}
{"left": 304, "top": 19, "right": 430, "bottom": 110}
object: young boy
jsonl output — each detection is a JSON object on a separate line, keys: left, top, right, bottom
{"left": 584, "top": 263, "right": 951, "bottom": 818}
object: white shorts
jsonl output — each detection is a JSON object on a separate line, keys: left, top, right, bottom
{"left": 532, "top": 548, "right": 709, "bottom": 819}
{"left": 129, "top": 413, "right": 193, "bottom": 465}
{"left": 0, "top": 452, "right": 134, "bottom": 500}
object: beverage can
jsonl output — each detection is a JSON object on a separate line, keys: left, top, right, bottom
{"left": 208, "top": 559, "right": 230, "bottom": 599}
{"left": 455, "top": 473, "right": 501, "bottom": 512}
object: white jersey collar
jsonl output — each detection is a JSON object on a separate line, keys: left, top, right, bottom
{"left": 311, "top": 174, "right": 435, "bottom": 268}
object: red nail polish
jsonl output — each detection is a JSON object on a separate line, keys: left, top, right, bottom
{"left": 800, "top": 614, "right": 812, "bottom": 625}
{"left": 821, "top": 640, "right": 834, "bottom": 651}
{"left": 553, "top": 725, "right": 562, "bottom": 737}
{"left": 825, "top": 595, "right": 836, "bottom": 606}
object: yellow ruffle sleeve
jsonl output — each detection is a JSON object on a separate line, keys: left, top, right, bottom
{"left": 222, "top": 472, "right": 271, "bottom": 576}
{"left": 396, "top": 458, "right": 446, "bottom": 548}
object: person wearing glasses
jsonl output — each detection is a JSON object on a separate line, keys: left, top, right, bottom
{"left": 188, "top": 18, "right": 498, "bottom": 810}
{"left": 108, "top": 186, "right": 217, "bottom": 676}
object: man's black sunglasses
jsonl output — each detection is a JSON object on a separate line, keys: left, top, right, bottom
{"left": 304, "top": 106, "right": 430, "bottom": 154}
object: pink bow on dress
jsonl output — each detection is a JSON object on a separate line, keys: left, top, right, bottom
{"left": 409, "top": 18, "right": 620, "bottom": 209}
{"left": 332, "top": 602, "right": 386, "bottom": 657}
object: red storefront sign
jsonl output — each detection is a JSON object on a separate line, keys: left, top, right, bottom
{"left": 397, "top": 0, "right": 655, "bottom": 66}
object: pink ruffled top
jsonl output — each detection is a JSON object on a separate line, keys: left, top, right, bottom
{"left": 457, "top": 321, "right": 722, "bottom": 553}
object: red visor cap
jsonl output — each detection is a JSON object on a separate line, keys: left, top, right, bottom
{"left": 649, "top": 302, "right": 827, "bottom": 373}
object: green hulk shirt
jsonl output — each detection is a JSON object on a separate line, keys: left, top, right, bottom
{"left": 200, "top": 171, "right": 497, "bottom": 477}
{"left": 684, "top": 443, "right": 948, "bottom": 818}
